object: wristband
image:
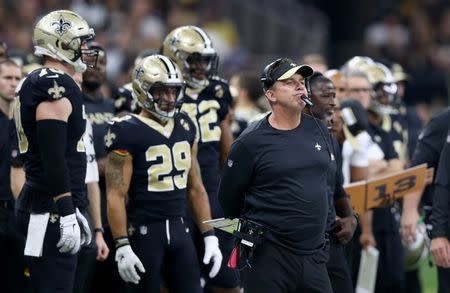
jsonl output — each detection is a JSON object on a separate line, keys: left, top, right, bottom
{"left": 202, "top": 229, "right": 215, "bottom": 238}
{"left": 55, "top": 196, "right": 75, "bottom": 216}
{"left": 114, "top": 236, "right": 130, "bottom": 249}
{"left": 94, "top": 227, "right": 105, "bottom": 234}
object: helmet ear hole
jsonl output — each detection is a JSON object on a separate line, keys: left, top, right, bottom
{"left": 61, "top": 42, "right": 70, "bottom": 50}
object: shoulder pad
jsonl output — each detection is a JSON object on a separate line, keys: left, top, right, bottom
{"left": 109, "top": 115, "right": 133, "bottom": 125}
{"left": 210, "top": 75, "right": 229, "bottom": 84}
{"left": 30, "top": 68, "right": 79, "bottom": 101}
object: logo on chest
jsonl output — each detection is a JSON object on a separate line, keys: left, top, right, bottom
{"left": 315, "top": 142, "right": 322, "bottom": 151}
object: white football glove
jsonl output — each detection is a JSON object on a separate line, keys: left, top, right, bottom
{"left": 203, "top": 235, "right": 223, "bottom": 278}
{"left": 115, "top": 245, "right": 146, "bottom": 284}
{"left": 75, "top": 208, "right": 92, "bottom": 246}
{"left": 57, "top": 213, "right": 81, "bottom": 254}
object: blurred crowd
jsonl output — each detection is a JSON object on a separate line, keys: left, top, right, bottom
{"left": 0, "top": 0, "right": 448, "bottom": 115}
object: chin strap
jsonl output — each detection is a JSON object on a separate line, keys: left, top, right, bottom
{"left": 34, "top": 44, "right": 87, "bottom": 73}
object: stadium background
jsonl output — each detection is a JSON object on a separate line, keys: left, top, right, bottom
{"left": 1, "top": 0, "right": 449, "bottom": 291}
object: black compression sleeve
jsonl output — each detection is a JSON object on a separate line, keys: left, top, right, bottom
{"left": 37, "top": 120, "right": 71, "bottom": 197}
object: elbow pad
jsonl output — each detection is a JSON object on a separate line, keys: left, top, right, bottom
{"left": 37, "top": 119, "right": 71, "bottom": 197}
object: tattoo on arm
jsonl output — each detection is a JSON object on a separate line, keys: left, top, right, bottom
{"left": 105, "top": 151, "right": 131, "bottom": 194}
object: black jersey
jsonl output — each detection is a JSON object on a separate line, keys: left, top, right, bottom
{"left": 410, "top": 107, "right": 450, "bottom": 205}
{"left": 179, "top": 77, "right": 232, "bottom": 196}
{"left": 82, "top": 93, "right": 115, "bottom": 159}
{"left": 431, "top": 129, "right": 450, "bottom": 238}
{"left": 113, "top": 82, "right": 140, "bottom": 115}
{"left": 105, "top": 113, "right": 197, "bottom": 223}
{"left": 382, "top": 111, "right": 408, "bottom": 162}
{"left": 367, "top": 123, "right": 400, "bottom": 233}
{"left": 13, "top": 67, "right": 87, "bottom": 212}
{"left": 219, "top": 113, "right": 332, "bottom": 254}
{"left": 0, "top": 112, "right": 14, "bottom": 200}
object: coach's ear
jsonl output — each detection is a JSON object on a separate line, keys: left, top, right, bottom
{"left": 264, "top": 88, "right": 276, "bottom": 103}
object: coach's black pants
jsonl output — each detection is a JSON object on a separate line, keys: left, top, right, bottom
{"left": 243, "top": 240, "right": 332, "bottom": 293}
{"left": 326, "top": 240, "right": 353, "bottom": 293}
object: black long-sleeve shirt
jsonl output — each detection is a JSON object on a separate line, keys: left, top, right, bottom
{"left": 218, "top": 113, "right": 332, "bottom": 254}
{"left": 431, "top": 129, "right": 450, "bottom": 238}
{"left": 410, "top": 107, "right": 450, "bottom": 206}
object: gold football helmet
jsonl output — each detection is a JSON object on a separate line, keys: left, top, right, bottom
{"left": 362, "top": 62, "right": 398, "bottom": 115}
{"left": 33, "top": 10, "right": 97, "bottom": 73}
{"left": 132, "top": 54, "right": 184, "bottom": 120}
{"left": 404, "top": 223, "right": 430, "bottom": 271}
{"left": 342, "top": 56, "right": 375, "bottom": 73}
{"left": 162, "top": 25, "right": 218, "bottom": 89}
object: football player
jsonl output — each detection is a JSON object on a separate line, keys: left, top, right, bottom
{"left": 106, "top": 54, "right": 222, "bottom": 292}
{"left": 12, "top": 10, "right": 97, "bottom": 292}
{"left": 112, "top": 49, "right": 156, "bottom": 117}
{"left": 344, "top": 58, "right": 405, "bottom": 292}
{"left": 162, "top": 25, "right": 239, "bottom": 292}
{"left": 78, "top": 44, "right": 114, "bottom": 292}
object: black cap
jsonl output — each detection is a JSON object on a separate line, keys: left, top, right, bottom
{"left": 261, "top": 58, "right": 313, "bottom": 89}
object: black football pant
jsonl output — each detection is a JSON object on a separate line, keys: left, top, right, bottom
{"left": 243, "top": 240, "right": 332, "bottom": 293}
{"left": 123, "top": 218, "right": 202, "bottom": 293}
{"left": 16, "top": 209, "right": 78, "bottom": 293}
{"left": 74, "top": 211, "right": 97, "bottom": 293}
{"left": 326, "top": 239, "right": 353, "bottom": 293}
{"left": 374, "top": 231, "right": 405, "bottom": 293}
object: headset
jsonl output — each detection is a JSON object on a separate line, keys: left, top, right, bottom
{"left": 260, "top": 58, "right": 283, "bottom": 90}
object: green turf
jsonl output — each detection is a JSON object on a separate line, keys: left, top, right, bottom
{"left": 420, "top": 256, "right": 437, "bottom": 293}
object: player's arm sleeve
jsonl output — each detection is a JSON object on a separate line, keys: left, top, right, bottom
{"left": 218, "top": 139, "right": 254, "bottom": 218}
{"left": 217, "top": 83, "right": 232, "bottom": 121}
{"left": 431, "top": 136, "right": 450, "bottom": 238}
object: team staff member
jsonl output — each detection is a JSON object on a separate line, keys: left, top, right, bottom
{"left": 13, "top": 10, "right": 96, "bottom": 292}
{"left": 0, "top": 59, "right": 30, "bottom": 292}
{"left": 306, "top": 72, "right": 356, "bottom": 293}
{"left": 429, "top": 129, "right": 450, "bottom": 268}
{"left": 219, "top": 58, "right": 332, "bottom": 292}
{"left": 402, "top": 107, "right": 450, "bottom": 292}
{"left": 106, "top": 55, "right": 222, "bottom": 292}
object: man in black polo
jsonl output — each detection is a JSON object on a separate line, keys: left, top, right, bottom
{"left": 0, "top": 59, "right": 30, "bottom": 292}
{"left": 306, "top": 72, "right": 356, "bottom": 293}
{"left": 218, "top": 58, "right": 332, "bottom": 293}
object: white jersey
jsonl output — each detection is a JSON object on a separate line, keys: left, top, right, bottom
{"left": 342, "top": 131, "right": 371, "bottom": 185}
{"left": 84, "top": 120, "right": 99, "bottom": 183}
